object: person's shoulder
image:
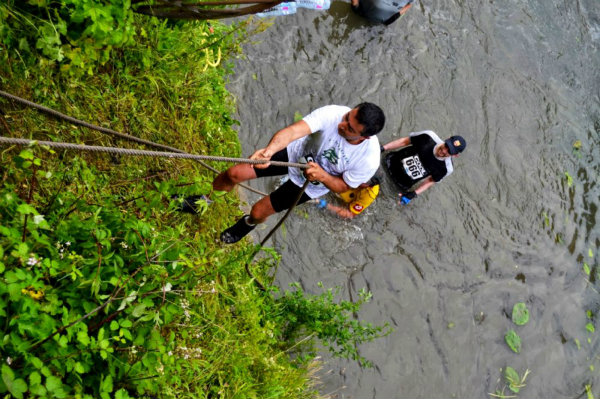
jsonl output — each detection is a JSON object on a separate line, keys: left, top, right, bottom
{"left": 305, "top": 105, "right": 349, "bottom": 122}
{"left": 410, "top": 130, "right": 443, "bottom": 144}
{"left": 316, "top": 104, "right": 351, "bottom": 113}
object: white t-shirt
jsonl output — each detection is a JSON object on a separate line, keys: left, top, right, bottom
{"left": 287, "top": 105, "right": 381, "bottom": 198}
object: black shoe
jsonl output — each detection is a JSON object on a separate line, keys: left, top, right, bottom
{"left": 172, "top": 195, "right": 212, "bottom": 214}
{"left": 220, "top": 215, "right": 255, "bottom": 244}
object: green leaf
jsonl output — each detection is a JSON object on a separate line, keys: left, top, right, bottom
{"left": 504, "top": 366, "right": 520, "bottom": 393}
{"left": 19, "top": 149, "right": 34, "bottom": 160}
{"left": 77, "top": 331, "right": 90, "bottom": 347}
{"left": 29, "top": 371, "right": 41, "bottom": 385}
{"left": 45, "top": 375, "right": 62, "bottom": 392}
{"left": 101, "top": 374, "right": 113, "bottom": 393}
{"left": 2, "top": 364, "right": 27, "bottom": 399}
{"left": 74, "top": 362, "right": 85, "bottom": 374}
{"left": 584, "top": 263, "right": 591, "bottom": 275}
{"left": 16, "top": 203, "right": 37, "bottom": 215}
{"left": 131, "top": 303, "right": 147, "bottom": 318}
{"left": 512, "top": 302, "right": 530, "bottom": 325}
{"left": 585, "top": 384, "right": 594, "bottom": 399}
{"left": 120, "top": 319, "right": 133, "bottom": 328}
{"left": 586, "top": 322, "right": 595, "bottom": 333}
{"left": 564, "top": 172, "right": 573, "bottom": 187}
{"left": 590, "top": 249, "right": 594, "bottom": 258}
{"left": 504, "top": 366, "right": 519, "bottom": 382}
{"left": 30, "top": 383, "right": 47, "bottom": 396}
{"left": 505, "top": 329, "right": 521, "bottom": 353}
{"left": 110, "top": 320, "right": 119, "bottom": 331}
{"left": 115, "top": 388, "right": 131, "bottom": 399}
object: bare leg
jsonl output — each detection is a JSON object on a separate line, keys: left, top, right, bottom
{"left": 213, "top": 163, "right": 257, "bottom": 192}
{"left": 248, "top": 195, "right": 276, "bottom": 225}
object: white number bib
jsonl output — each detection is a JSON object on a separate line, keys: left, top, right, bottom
{"left": 402, "top": 155, "right": 426, "bottom": 180}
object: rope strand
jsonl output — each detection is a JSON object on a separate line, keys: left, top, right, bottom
{"left": 0, "top": 136, "right": 309, "bottom": 169}
{"left": 0, "top": 90, "right": 269, "bottom": 196}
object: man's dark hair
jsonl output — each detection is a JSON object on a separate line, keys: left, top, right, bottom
{"left": 355, "top": 102, "right": 385, "bottom": 137}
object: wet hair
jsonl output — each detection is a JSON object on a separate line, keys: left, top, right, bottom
{"left": 354, "top": 102, "right": 385, "bottom": 137}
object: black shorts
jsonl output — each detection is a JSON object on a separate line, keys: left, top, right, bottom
{"left": 254, "top": 149, "right": 311, "bottom": 213}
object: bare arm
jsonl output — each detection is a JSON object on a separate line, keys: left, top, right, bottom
{"left": 382, "top": 136, "right": 410, "bottom": 151}
{"left": 414, "top": 177, "right": 435, "bottom": 195}
{"left": 251, "top": 120, "right": 312, "bottom": 168}
{"left": 399, "top": 2, "right": 412, "bottom": 15}
{"left": 326, "top": 203, "right": 356, "bottom": 219}
{"left": 304, "top": 162, "right": 352, "bottom": 193}
{"left": 398, "top": 176, "right": 435, "bottom": 203}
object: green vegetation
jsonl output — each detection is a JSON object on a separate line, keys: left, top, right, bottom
{"left": 0, "top": 3, "right": 389, "bottom": 398}
{"left": 504, "top": 329, "right": 521, "bottom": 354}
{"left": 489, "top": 367, "right": 531, "bottom": 398}
{"left": 511, "top": 303, "right": 529, "bottom": 326}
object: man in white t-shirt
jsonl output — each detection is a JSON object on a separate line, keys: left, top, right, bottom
{"left": 213, "top": 103, "right": 385, "bottom": 244}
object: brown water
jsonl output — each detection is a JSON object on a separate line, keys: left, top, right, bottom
{"left": 227, "top": 0, "right": 600, "bottom": 397}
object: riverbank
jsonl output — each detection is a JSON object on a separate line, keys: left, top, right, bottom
{"left": 0, "top": 5, "right": 389, "bottom": 398}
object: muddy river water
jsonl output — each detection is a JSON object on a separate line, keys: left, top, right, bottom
{"left": 226, "top": 0, "right": 600, "bottom": 397}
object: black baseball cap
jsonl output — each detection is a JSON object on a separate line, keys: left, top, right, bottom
{"left": 444, "top": 136, "right": 466, "bottom": 155}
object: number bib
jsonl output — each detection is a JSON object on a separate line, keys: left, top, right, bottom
{"left": 402, "top": 155, "right": 426, "bottom": 180}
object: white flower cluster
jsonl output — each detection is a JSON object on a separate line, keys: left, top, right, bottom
{"left": 180, "top": 298, "right": 191, "bottom": 321}
{"left": 27, "top": 256, "right": 39, "bottom": 266}
{"left": 176, "top": 346, "right": 203, "bottom": 360}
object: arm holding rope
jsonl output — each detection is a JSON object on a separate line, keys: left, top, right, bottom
{"left": 304, "top": 161, "right": 351, "bottom": 193}
{"left": 251, "top": 120, "right": 311, "bottom": 169}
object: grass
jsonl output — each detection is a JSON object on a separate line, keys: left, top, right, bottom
{"left": 0, "top": 13, "right": 330, "bottom": 399}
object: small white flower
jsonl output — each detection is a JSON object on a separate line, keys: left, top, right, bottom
{"left": 27, "top": 257, "right": 38, "bottom": 266}
{"left": 65, "top": 241, "right": 71, "bottom": 246}
{"left": 33, "top": 214, "right": 45, "bottom": 225}
{"left": 121, "top": 242, "right": 129, "bottom": 249}
{"left": 131, "top": 346, "right": 137, "bottom": 354}
{"left": 168, "top": 351, "right": 173, "bottom": 356}
{"left": 6, "top": 357, "right": 12, "bottom": 365}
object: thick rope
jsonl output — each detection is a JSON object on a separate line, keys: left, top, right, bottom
{"left": 0, "top": 137, "right": 309, "bottom": 169}
{"left": 0, "top": 90, "right": 267, "bottom": 196}
{"left": 245, "top": 180, "right": 311, "bottom": 291}
{"left": 0, "top": 91, "right": 313, "bottom": 291}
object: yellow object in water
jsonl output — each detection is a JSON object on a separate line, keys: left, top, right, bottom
{"left": 338, "top": 184, "right": 380, "bottom": 215}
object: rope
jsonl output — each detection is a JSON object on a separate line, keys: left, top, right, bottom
{"left": 0, "top": 137, "right": 310, "bottom": 169}
{"left": 0, "top": 91, "right": 313, "bottom": 292}
{"left": 244, "top": 180, "right": 311, "bottom": 292}
{"left": 0, "top": 90, "right": 267, "bottom": 196}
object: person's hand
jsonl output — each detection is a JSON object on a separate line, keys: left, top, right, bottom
{"left": 304, "top": 162, "right": 327, "bottom": 183}
{"left": 398, "top": 192, "right": 416, "bottom": 205}
{"left": 249, "top": 148, "right": 273, "bottom": 169}
{"left": 317, "top": 199, "right": 327, "bottom": 209}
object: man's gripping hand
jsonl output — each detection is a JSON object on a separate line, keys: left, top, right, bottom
{"left": 304, "top": 161, "right": 327, "bottom": 183}
{"left": 249, "top": 148, "right": 274, "bottom": 169}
